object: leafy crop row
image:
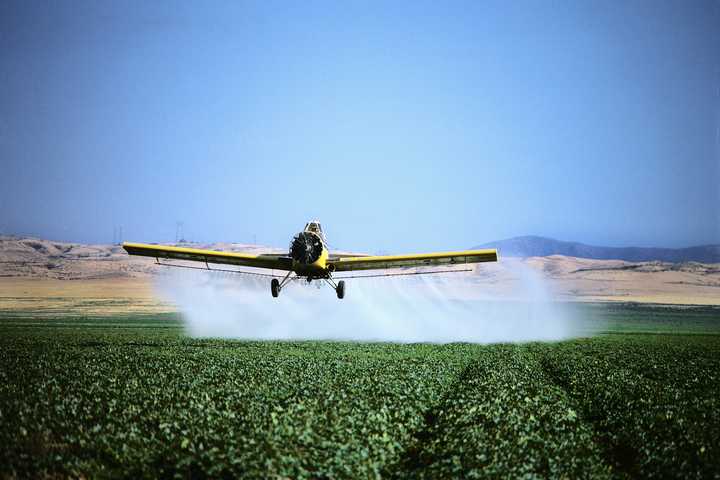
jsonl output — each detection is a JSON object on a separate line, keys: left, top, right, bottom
{"left": 0, "top": 327, "right": 478, "bottom": 478}
{"left": 387, "top": 345, "right": 610, "bottom": 478}
{"left": 1, "top": 313, "right": 720, "bottom": 478}
{"left": 532, "top": 335, "right": 720, "bottom": 478}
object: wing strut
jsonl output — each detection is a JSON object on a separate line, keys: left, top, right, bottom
{"left": 334, "top": 268, "right": 473, "bottom": 279}
{"left": 154, "top": 259, "right": 287, "bottom": 278}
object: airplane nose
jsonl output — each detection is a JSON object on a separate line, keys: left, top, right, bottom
{"left": 290, "top": 232, "right": 323, "bottom": 264}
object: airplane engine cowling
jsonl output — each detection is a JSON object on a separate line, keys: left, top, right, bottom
{"left": 289, "top": 232, "right": 323, "bottom": 264}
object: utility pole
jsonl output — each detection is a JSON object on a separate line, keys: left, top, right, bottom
{"left": 176, "top": 221, "right": 184, "bottom": 244}
{"left": 112, "top": 226, "right": 123, "bottom": 245}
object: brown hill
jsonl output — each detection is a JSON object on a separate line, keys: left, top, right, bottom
{"left": 0, "top": 236, "right": 283, "bottom": 280}
{"left": 476, "top": 236, "right": 720, "bottom": 263}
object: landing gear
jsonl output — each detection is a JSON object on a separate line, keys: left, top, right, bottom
{"left": 272, "top": 272, "right": 346, "bottom": 299}
{"left": 270, "top": 271, "right": 294, "bottom": 298}
{"left": 323, "top": 277, "right": 346, "bottom": 299}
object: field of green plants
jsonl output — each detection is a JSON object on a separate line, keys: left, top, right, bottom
{"left": 1, "top": 304, "right": 719, "bottom": 478}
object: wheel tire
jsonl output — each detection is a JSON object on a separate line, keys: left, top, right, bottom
{"left": 271, "top": 278, "right": 280, "bottom": 298}
{"left": 336, "top": 280, "right": 345, "bottom": 299}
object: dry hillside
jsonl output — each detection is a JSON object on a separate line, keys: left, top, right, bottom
{"left": 1, "top": 236, "right": 719, "bottom": 309}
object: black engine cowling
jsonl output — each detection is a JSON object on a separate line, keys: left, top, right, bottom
{"left": 289, "top": 232, "right": 323, "bottom": 264}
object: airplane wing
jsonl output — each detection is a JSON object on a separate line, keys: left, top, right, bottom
{"left": 328, "top": 252, "right": 371, "bottom": 259}
{"left": 122, "top": 242, "right": 293, "bottom": 271}
{"left": 328, "top": 249, "right": 498, "bottom": 272}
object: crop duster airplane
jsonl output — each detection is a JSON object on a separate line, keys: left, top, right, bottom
{"left": 123, "top": 221, "right": 499, "bottom": 299}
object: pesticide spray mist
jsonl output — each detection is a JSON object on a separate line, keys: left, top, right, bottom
{"left": 155, "top": 259, "right": 587, "bottom": 343}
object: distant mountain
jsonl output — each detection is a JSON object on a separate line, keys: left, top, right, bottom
{"left": 475, "top": 236, "right": 720, "bottom": 263}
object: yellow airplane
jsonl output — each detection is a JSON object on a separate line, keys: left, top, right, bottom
{"left": 123, "top": 220, "right": 498, "bottom": 299}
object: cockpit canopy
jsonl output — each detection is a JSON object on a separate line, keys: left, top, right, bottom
{"left": 303, "top": 220, "right": 325, "bottom": 241}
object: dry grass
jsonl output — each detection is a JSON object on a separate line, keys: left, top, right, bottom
{"left": 0, "top": 277, "right": 172, "bottom": 315}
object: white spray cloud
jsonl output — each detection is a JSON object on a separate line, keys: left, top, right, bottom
{"left": 154, "top": 259, "right": 586, "bottom": 343}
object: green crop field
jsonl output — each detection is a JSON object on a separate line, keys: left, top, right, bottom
{"left": 1, "top": 304, "right": 720, "bottom": 478}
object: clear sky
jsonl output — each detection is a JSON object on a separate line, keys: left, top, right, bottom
{"left": 1, "top": 0, "right": 718, "bottom": 253}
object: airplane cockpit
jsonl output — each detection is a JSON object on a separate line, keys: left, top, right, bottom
{"left": 304, "top": 220, "right": 326, "bottom": 242}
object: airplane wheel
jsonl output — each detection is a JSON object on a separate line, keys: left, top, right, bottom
{"left": 271, "top": 278, "right": 280, "bottom": 298}
{"left": 336, "top": 280, "right": 345, "bottom": 299}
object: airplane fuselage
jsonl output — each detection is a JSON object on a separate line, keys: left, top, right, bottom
{"left": 292, "top": 243, "right": 329, "bottom": 277}
{"left": 288, "top": 221, "right": 331, "bottom": 279}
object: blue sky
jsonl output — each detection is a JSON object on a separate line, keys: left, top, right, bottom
{"left": 1, "top": 0, "right": 718, "bottom": 253}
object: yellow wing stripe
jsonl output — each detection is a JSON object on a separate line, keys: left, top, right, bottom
{"left": 122, "top": 242, "right": 293, "bottom": 271}
{"left": 329, "top": 248, "right": 498, "bottom": 272}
